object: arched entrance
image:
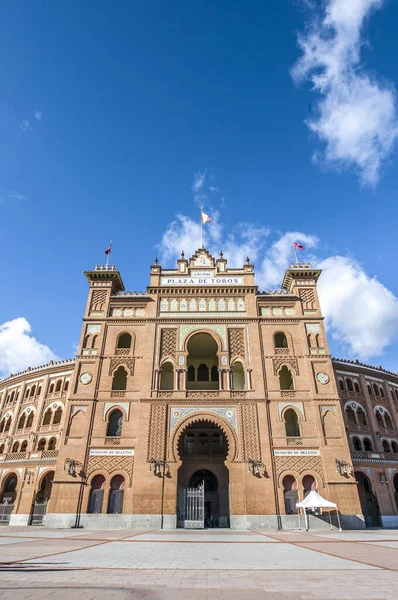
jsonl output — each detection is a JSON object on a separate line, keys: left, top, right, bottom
{"left": 177, "top": 420, "right": 230, "bottom": 528}
{"left": 0, "top": 473, "right": 18, "bottom": 526}
{"left": 355, "top": 471, "right": 382, "bottom": 527}
{"left": 30, "top": 471, "right": 54, "bottom": 525}
{"left": 186, "top": 333, "right": 219, "bottom": 391}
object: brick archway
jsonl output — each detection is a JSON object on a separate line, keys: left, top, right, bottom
{"left": 170, "top": 411, "right": 238, "bottom": 463}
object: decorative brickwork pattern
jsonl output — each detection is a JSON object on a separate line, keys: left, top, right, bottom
{"left": 231, "top": 391, "right": 247, "bottom": 398}
{"left": 87, "top": 455, "right": 134, "bottom": 486}
{"left": 110, "top": 391, "right": 125, "bottom": 398}
{"left": 160, "top": 329, "right": 177, "bottom": 361}
{"left": 109, "top": 357, "right": 135, "bottom": 376}
{"left": 147, "top": 403, "right": 167, "bottom": 461}
{"left": 90, "top": 289, "right": 107, "bottom": 313}
{"left": 186, "top": 391, "right": 220, "bottom": 399}
{"left": 115, "top": 348, "right": 130, "bottom": 356}
{"left": 287, "top": 437, "right": 303, "bottom": 446}
{"left": 272, "top": 357, "right": 299, "bottom": 376}
{"left": 275, "top": 455, "right": 323, "bottom": 478}
{"left": 228, "top": 328, "right": 245, "bottom": 360}
{"left": 240, "top": 403, "right": 261, "bottom": 461}
{"left": 299, "top": 288, "right": 316, "bottom": 310}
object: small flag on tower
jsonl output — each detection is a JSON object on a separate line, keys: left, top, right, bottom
{"left": 201, "top": 211, "right": 211, "bottom": 224}
{"left": 294, "top": 242, "right": 305, "bottom": 251}
{"left": 104, "top": 242, "right": 112, "bottom": 256}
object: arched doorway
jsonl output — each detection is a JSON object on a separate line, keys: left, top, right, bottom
{"left": 30, "top": 471, "right": 54, "bottom": 525}
{"left": 177, "top": 420, "right": 230, "bottom": 528}
{"left": 355, "top": 471, "right": 382, "bottom": 527}
{"left": 0, "top": 474, "right": 18, "bottom": 525}
{"left": 283, "top": 475, "right": 298, "bottom": 514}
{"left": 186, "top": 333, "right": 219, "bottom": 391}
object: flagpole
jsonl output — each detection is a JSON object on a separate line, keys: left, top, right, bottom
{"left": 200, "top": 207, "right": 203, "bottom": 248}
{"left": 106, "top": 240, "right": 112, "bottom": 267}
{"left": 293, "top": 242, "right": 298, "bottom": 265}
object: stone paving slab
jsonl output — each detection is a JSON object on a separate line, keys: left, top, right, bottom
{"left": 28, "top": 539, "right": 375, "bottom": 570}
{"left": 304, "top": 530, "right": 398, "bottom": 541}
{"left": 364, "top": 541, "right": 398, "bottom": 549}
{"left": 0, "top": 538, "right": 106, "bottom": 563}
{"left": 0, "top": 528, "right": 397, "bottom": 599}
{"left": 0, "top": 568, "right": 395, "bottom": 599}
{"left": 128, "top": 531, "right": 277, "bottom": 542}
{"left": 295, "top": 540, "right": 398, "bottom": 570}
{"left": 0, "top": 537, "right": 36, "bottom": 546}
{"left": 0, "top": 528, "right": 100, "bottom": 538}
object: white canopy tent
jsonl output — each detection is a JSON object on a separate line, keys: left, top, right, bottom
{"left": 296, "top": 490, "right": 342, "bottom": 532}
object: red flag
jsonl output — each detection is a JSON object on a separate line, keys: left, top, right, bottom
{"left": 105, "top": 242, "right": 112, "bottom": 255}
{"left": 294, "top": 242, "right": 305, "bottom": 251}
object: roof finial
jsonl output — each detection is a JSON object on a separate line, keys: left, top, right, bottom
{"left": 181, "top": 251, "right": 185, "bottom": 258}
{"left": 154, "top": 257, "right": 158, "bottom": 265}
{"left": 246, "top": 256, "right": 250, "bottom": 264}
{"left": 219, "top": 250, "right": 223, "bottom": 258}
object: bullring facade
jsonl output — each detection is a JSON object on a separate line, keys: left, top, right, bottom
{"left": 0, "top": 248, "right": 395, "bottom": 529}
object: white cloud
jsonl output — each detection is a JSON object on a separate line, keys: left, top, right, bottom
{"left": 158, "top": 214, "right": 268, "bottom": 267}
{"left": 158, "top": 216, "right": 398, "bottom": 360}
{"left": 258, "top": 231, "right": 319, "bottom": 289}
{"left": 0, "top": 190, "right": 25, "bottom": 203}
{"left": 292, "top": 0, "right": 398, "bottom": 184}
{"left": 192, "top": 171, "right": 206, "bottom": 193}
{"left": 20, "top": 120, "right": 31, "bottom": 132}
{"left": 0, "top": 318, "right": 58, "bottom": 378}
{"left": 34, "top": 111, "right": 42, "bottom": 121}
{"left": 317, "top": 256, "right": 398, "bottom": 359}
{"left": 158, "top": 213, "right": 225, "bottom": 263}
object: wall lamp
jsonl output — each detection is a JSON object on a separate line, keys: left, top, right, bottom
{"left": 148, "top": 459, "right": 170, "bottom": 476}
{"left": 64, "top": 458, "right": 83, "bottom": 477}
{"left": 379, "top": 471, "right": 389, "bottom": 484}
{"left": 247, "top": 458, "right": 266, "bottom": 477}
{"left": 335, "top": 459, "right": 351, "bottom": 476}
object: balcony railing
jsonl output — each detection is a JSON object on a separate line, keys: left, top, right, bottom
{"left": 273, "top": 437, "right": 318, "bottom": 448}
{"left": 351, "top": 450, "right": 398, "bottom": 461}
{"left": 0, "top": 450, "right": 58, "bottom": 462}
{"left": 39, "top": 423, "right": 61, "bottom": 433}
{"left": 5, "top": 452, "right": 28, "bottom": 461}
{"left": 347, "top": 423, "right": 370, "bottom": 433}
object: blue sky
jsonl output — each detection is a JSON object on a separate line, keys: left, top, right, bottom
{"left": 1, "top": 0, "right": 398, "bottom": 377}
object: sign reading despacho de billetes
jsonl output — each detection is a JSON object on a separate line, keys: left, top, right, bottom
{"left": 273, "top": 449, "right": 320, "bottom": 456}
{"left": 89, "top": 449, "right": 134, "bottom": 456}
{"left": 160, "top": 276, "right": 244, "bottom": 286}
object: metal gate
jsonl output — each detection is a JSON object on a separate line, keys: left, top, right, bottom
{"left": 30, "top": 500, "right": 47, "bottom": 526}
{"left": 184, "top": 481, "right": 204, "bottom": 529}
{"left": 0, "top": 502, "right": 13, "bottom": 526}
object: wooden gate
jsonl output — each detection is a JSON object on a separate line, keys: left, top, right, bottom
{"left": 184, "top": 481, "right": 204, "bottom": 529}
{"left": 0, "top": 502, "right": 13, "bottom": 526}
{"left": 30, "top": 500, "right": 47, "bottom": 526}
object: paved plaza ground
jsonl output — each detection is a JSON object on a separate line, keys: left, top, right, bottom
{"left": 0, "top": 528, "right": 397, "bottom": 599}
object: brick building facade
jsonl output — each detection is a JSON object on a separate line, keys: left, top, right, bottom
{"left": 1, "top": 248, "right": 393, "bottom": 529}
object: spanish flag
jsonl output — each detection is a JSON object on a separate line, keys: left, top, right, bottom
{"left": 201, "top": 211, "right": 211, "bottom": 224}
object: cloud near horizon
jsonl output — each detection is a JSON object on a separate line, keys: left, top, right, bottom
{"left": 0, "top": 318, "right": 58, "bottom": 378}
{"left": 158, "top": 215, "right": 398, "bottom": 361}
{"left": 292, "top": 0, "right": 398, "bottom": 185}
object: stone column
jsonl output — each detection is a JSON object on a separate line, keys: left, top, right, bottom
{"left": 226, "top": 369, "right": 232, "bottom": 391}
{"left": 181, "top": 369, "right": 187, "bottom": 391}
{"left": 174, "top": 368, "right": 179, "bottom": 391}
{"left": 154, "top": 368, "right": 161, "bottom": 391}
{"left": 218, "top": 369, "right": 224, "bottom": 391}
{"left": 247, "top": 369, "right": 253, "bottom": 391}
